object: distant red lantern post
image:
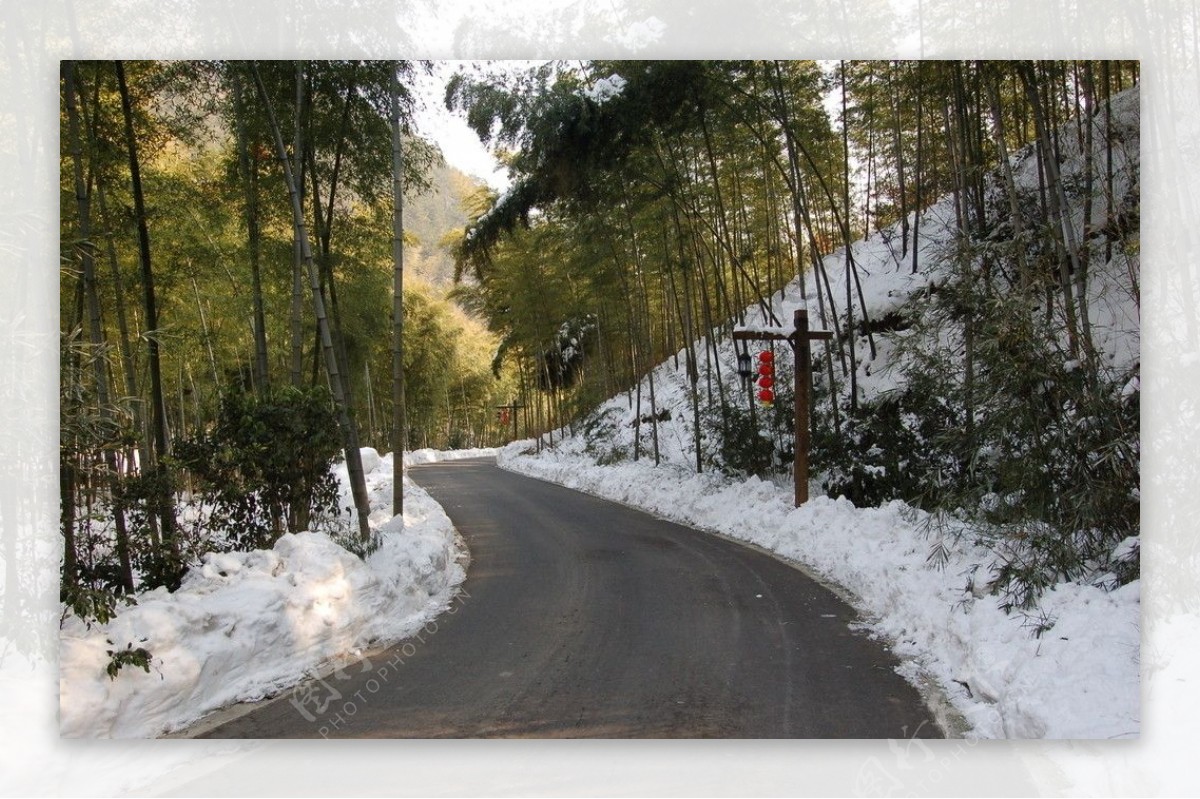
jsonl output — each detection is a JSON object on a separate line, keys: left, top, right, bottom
{"left": 732, "top": 309, "right": 832, "bottom": 507}
{"left": 495, "top": 400, "right": 524, "bottom": 441}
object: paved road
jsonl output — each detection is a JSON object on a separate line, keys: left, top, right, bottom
{"left": 200, "top": 458, "right": 939, "bottom": 739}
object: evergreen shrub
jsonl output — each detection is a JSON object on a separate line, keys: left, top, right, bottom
{"left": 174, "top": 386, "right": 342, "bottom": 551}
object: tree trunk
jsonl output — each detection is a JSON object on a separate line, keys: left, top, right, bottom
{"left": 115, "top": 59, "right": 179, "bottom": 576}
{"left": 306, "top": 66, "right": 362, "bottom": 424}
{"left": 840, "top": 62, "right": 860, "bottom": 414}
{"left": 890, "top": 61, "right": 909, "bottom": 257}
{"left": 60, "top": 453, "right": 78, "bottom": 593}
{"left": 252, "top": 61, "right": 373, "bottom": 544}
{"left": 911, "top": 63, "right": 924, "bottom": 274}
{"left": 1077, "top": 62, "right": 1096, "bottom": 361}
{"left": 984, "top": 64, "right": 1030, "bottom": 291}
{"left": 1018, "top": 60, "right": 1082, "bottom": 357}
{"left": 633, "top": 250, "right": 661, "bottom": 466}
{"left": 290, "top": 64, "right": 307, "bottom": 388}
{"left": 390, "top": 64, "right": 408, "bottom": 516}
{"left": 772, "top": 61, "right": 809, "bottom": 299}
{"left": 308, "top": 153, "right": 358, "bottom": 420}
{"left": 231, "top": 67, "right": 270, "bottom": 394}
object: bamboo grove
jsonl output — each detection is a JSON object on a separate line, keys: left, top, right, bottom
{"left": 448, "top": 60, "right": 1140, "bottom": 602}
{"left": 59, "top": 61, "right": 516, "bottom": 608}
{"left": 450, "top": 61, "right": 1138, "bottom": 443}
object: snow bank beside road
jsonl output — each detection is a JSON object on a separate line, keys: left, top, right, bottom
{"left": 404, "top": 447, "right": 497, "bottom": 465}
{"left": 59, "top": 449, "right": 468, "bottom": 738}
{"left": 499, "top": 443, "right": 1140, "bottom": 740}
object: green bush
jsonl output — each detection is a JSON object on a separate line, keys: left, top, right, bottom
{"left": 810, "top": 253, "right": 1139, "bottom": 608}
{"left": 105, "top": 638, "right": 153, "bottom": 680}
{"left": 812, "top": 383, "right": 962, "bottom": 510}
{"left": 115, "top": 465, "right": 187, "bottom": 591}
{"left": 174, "top": 386, "right": 343, "bottom": 551}
{"left": 703, "top": 384, "right": 791, "bottom": 478}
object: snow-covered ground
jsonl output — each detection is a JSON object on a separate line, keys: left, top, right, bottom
{"left": 58, "top": 448, "right": 483, "bottom": 738}
{"left": 498, "top": 443, "right": 1139, "bottom": 739}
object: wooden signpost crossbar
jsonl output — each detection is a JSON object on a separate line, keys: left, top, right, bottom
{"left": 732, "top": 309, "right": 833, "bottom": 507}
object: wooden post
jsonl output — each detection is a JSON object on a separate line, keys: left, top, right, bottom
{"left": 794, "top": 309, "right": 810, "bottom": 507}
{"left": 733, "top": 311, "right": 830, "bottom": 508}
{"left": 496, "top": 402, "right": 525, "bottom": 442}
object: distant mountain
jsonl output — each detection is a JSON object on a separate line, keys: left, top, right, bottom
{"left": 406, "top": 161, "right": 487, "bottom": 290}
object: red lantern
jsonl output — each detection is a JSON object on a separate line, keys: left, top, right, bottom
{"left": 755, "top": 350, "right": 776, "bottom": 406}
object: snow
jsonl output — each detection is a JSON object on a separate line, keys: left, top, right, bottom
{"left": 464, "top": 185, "right": 514, "bottom": 244}
{"left": 58, "top": 448, "right": 475, "bottom": 738}
{"left": 498, "top": 442, "right": 1140, "bottom": 739}
{"left": 404, "top": 446, "right": 497, "bottom": 465}
{"left": 583, "top": 73, "right": 627, "bottom": 104}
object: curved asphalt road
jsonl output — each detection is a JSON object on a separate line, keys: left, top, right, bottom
{"left": 200, "top": 458, "right": 939, "bottom": 739}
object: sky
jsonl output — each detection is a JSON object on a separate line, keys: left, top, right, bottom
{"left": 409, "top": 60, "right": 523, "bottom": 192}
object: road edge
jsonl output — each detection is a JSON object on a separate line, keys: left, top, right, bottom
{"left": 493, "top": 454, "right": 972, "bottom": 739}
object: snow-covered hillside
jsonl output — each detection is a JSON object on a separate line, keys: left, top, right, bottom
{"left": 528, "top": 85, "right": 1140, "bottom": 474}
{"left": 499, "top": 86, "right": 1141, "bottom": 739}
